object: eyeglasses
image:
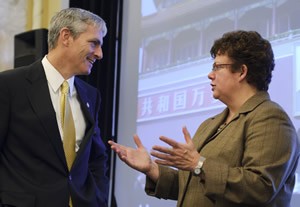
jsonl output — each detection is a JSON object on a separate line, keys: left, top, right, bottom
{"left": 212, "top": 63, "right": 235, "bottom": 72}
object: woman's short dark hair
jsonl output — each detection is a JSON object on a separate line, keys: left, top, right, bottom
{"left": 210, "top": 30, "right": 275, "bottom": 91}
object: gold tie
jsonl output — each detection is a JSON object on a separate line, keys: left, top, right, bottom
{"left": 60, "top": 81, "right": 76, "bottom": 170}
{"left": 61, "top": 81, "right": 75, "bottom": 207}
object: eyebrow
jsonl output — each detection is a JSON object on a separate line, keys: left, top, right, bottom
{"left": 89, "top": 39, "right": 102, "bottom": 46}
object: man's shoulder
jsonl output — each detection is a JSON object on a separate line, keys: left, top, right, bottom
{"left": 0, "top": 60, "right": 42, "bottom": 78}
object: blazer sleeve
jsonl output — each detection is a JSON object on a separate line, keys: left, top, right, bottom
{"left": 145, "top": 165, "right": 179, "bottom": 200}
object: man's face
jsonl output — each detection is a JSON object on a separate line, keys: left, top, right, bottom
{"left": 68, "top": 25, "right": 104, "bottom": 76}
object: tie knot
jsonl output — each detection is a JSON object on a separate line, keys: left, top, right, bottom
{"left": 61, "top": 81, "right": 69, "bottom": 95}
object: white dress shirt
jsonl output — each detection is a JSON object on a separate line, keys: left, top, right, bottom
{"left": 42, "top": 56, "right": 86, "bottom": 152}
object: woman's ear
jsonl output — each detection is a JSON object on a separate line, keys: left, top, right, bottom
{"left": 240, "top": 64, "right": 247, "bottom": 77}
{"left": 238, "top": 64, "right": 248, "bottom": 82}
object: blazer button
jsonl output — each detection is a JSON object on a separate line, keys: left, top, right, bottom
{"left": 69, "top": 175, "right": 72, "bottom": 181}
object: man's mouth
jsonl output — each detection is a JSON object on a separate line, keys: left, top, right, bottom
{"left": 87, "top": 57, "right": 95, "bottom": 65}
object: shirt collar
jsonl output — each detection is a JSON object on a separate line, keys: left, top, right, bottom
{"left": 42, "top": 56, "right": 75, "bottom": 94}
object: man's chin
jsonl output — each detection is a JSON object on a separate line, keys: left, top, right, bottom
{"left": 79, "top": 68, "right": 92, "bottom": 76}
{"left": 85, "top": 70, "right": 92, "bottom": 75}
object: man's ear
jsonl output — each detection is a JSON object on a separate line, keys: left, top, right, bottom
{"left": 60, "top": 27, "right": 72, "bottom": 46}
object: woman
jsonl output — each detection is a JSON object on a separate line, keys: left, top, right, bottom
{"left": 109, "top": 30, "right": 299, "bottom": 207}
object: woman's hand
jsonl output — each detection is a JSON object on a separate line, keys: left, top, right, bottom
{"left": 150, "top": 126, "right": 200, "bottom": 171}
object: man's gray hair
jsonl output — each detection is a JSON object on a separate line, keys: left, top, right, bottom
{"left": 48, "top": 8, "right": 107, "bottom": 50}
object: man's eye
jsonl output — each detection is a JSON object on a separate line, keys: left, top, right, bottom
{"left": 90, "top": 41, "right": 97, "bottom": 47}
{"left": 89, "top": 40, "right": 100, "bottom": 47}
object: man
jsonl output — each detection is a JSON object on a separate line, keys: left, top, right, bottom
{"left": 109, "top": 31, "right": 300, "bottom": 206}
{"left": 0, "top": 8, "right": 109, "bottom": 207}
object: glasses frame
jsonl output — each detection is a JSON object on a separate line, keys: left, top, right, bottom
{"left": 212, "top": 63, "right": 235, "bottom": 72}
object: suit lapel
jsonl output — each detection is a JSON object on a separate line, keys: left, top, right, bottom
{"left": 25, "top": 62, "right": 66, "bottom": 167}
{"left": 73, "top": 79, "right": 95, "bottom": 160}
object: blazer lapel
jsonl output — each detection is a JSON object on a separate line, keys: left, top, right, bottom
{"left": 194, "top": 109, "right": 229, "bottom": 152}
{"left": 25, "top": 62, "right": 66, "bottom": 167}
{"left": 195, "top": 91, "right": 270, "bottom": 152}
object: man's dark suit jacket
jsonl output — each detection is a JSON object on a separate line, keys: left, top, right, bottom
{"left": 0, "top": 60, "right": 109, "bottom": 207}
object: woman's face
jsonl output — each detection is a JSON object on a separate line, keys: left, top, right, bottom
{"left": 208, "top": 53, "right": 241, "bottom": 104}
